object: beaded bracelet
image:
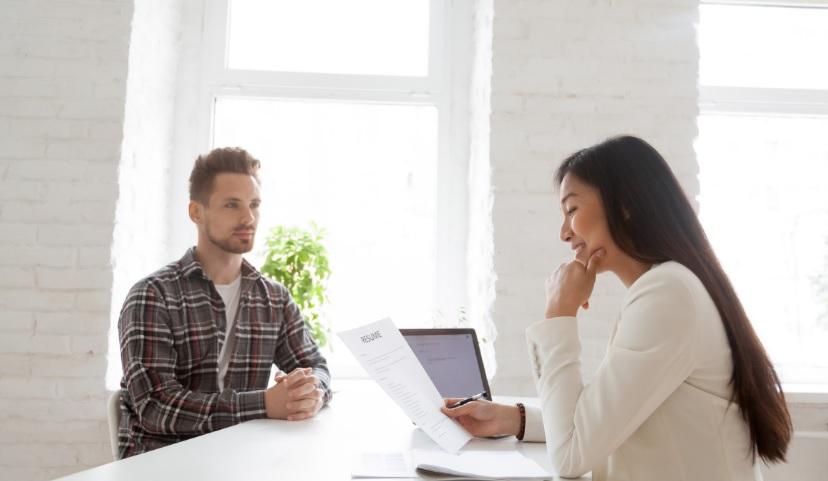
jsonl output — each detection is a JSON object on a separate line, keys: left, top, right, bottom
{"left": 516, "top": 402, "right": 526, "bottom": 441}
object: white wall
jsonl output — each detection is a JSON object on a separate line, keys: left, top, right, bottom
{"left": 486, "top": 0, "right": 700, "bottom": 395}
{"left": 466, "top": 0, "right": 497, "bottom": 374}
{"left": 108, "top": 0, "right": 185, "bottom": 388}
{"left": 0, "top": 1, "right": 132, "bottom": 480}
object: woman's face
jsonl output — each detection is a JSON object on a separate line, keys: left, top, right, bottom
{"left": 559, "top": 173, "right": 618, "bottom": 269}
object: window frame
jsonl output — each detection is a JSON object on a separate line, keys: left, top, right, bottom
{"left": 699, "top": 0, "right": 828, "bottom": 394}
{"left": 190, "top": 0, "right": 472, "bottom": 376}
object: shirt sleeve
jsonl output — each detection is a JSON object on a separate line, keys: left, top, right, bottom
{"left": 522, "top": 404, "right": 546, "bottom": 442}
{"left": 272, "top": 289, "right": 333, "bottom": 405}
{"left": 119, "top": 281, "right": 266, "bottom": 436}
{"left": 524, "top": 273, "right": 700, "bottom": 478}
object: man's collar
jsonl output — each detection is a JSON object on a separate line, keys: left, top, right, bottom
{"left": 179, "top": 247, "right": 204, "bottom": 279}
{"left": 240, "top": 256, "right": 261, "bottom": 281}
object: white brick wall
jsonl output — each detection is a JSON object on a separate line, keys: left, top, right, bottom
{"left": 486, "top": 0, "right": 700, "bottom": 395}
{"left": 108, "top": 0, "right": 184, "bottom": 388}
{"left": 4, "top": 1, "right": 207, "bottom": 474}
{"left": 0, "top": 1, "right": 132, "bottom": 480}
{"left": 467, "top": 0, "right": 498, "bottom": 375}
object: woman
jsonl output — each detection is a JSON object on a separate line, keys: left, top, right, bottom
{"left": 442, "top": 136, "right": 791, "bottom": 481}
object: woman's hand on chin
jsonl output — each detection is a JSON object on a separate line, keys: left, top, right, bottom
{"left": 545, "top": 248, "right": 605, "bottom": 318}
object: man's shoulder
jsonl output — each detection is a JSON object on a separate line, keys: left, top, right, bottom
{"left": 127, "top": 259, "right": 188, "bottom": 297}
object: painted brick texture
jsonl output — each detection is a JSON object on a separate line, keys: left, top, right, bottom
{"left": 0, "top": 1, "right": 132, "bottom": 480}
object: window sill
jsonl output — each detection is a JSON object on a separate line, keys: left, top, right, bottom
{"left": 783, "top": 384, "right": 828, "bottom": 404}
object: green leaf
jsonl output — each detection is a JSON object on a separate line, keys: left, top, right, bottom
{"left": 261, "top": 222, "right": 332, "bottom": 348}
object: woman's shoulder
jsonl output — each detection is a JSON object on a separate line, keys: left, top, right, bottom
{"left": 619, "top": 261, "right": 709, "bottom": 347}
{"left": 630, "top": 261, "right": 706, "bottom": 298}
{"left": 623, "top": 261, "right": 711, "bottom": 323}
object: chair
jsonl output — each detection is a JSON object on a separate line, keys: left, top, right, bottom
{"left": 107, "top": 390, "right": 122, "bottom": 460}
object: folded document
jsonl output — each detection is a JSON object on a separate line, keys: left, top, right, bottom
{"left": 412, "top": 448, "right": 553, "bottom": 480}
{"left": 352, "top": 450, "right": 553, "bottom": 480}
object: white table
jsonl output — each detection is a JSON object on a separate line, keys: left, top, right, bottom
{"left": 57, "top": 381, "right": 582, "bottom": 481}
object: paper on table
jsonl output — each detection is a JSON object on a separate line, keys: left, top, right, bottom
{"left": 338, "top": 318, "right": 472, "bottom": 453}
{"left": 351, "top": 453, "right": 417, "bottom": 478}
{"left": 411, "top": 448, "right": 553, "bottom": 480}
{"left": 352, "top": 446, "right": 552, "bottom": 479}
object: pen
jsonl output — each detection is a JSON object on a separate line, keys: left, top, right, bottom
{"left": 448, "top": 391, "right": 488, "bottom": 408}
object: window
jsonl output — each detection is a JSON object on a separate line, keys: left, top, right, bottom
{"left": 213, "top": 98, "right": 439, "bottom": 329}
{"left": 697, "top": 1, "right": 828, "bottom": 385}
{"left": 226, "top": 0, "right": 430, "bottom": 76}
{"left": 199, "top": 0, "right": 470, "bottom": 376}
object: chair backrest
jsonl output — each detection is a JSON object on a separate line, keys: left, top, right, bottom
{"left": 107, "top": 390, "right": 122, "bottom": 460}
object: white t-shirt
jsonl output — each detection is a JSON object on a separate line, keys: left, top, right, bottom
{"left": 214, "top": 275, "right": 242, "bottom": 391}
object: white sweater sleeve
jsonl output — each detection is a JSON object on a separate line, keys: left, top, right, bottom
{"left": 524, "top": 271, "right": 700, "bottom": 478}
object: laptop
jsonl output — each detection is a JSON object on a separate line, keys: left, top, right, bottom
{"left": 400, "top": 328, "right": 493, "bottom": 401}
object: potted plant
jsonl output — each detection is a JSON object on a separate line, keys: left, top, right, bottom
{"left": 260, "top": 223, "right": 331, "bottom": 348}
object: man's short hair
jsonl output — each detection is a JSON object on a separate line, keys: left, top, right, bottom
{"left": 189, "top": 147, "right": 261, "bottom": 204}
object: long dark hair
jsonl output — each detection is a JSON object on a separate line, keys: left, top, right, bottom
{"left": 555, "top": 135, "right": 792, "bottom": 463}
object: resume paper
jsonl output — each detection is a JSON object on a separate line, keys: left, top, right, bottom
{"left": 338, "top": 318, "right": 472, "bottom": 453}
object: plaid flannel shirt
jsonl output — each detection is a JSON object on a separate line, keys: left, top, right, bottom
{"left": 117, "top": 248, "right": 332, "bottom": 458}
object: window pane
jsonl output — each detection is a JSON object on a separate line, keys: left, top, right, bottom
{"left": 213, "top": 98, "right": 438, "bottom": 339}
{"left": 696, "top": 114, "right": 828, "bottom": 383}
{"left": 699, "top": 5, "right": 828, "bottom": 89}
{"left": 227, "top": 0, "right": 430, "bottom": 76}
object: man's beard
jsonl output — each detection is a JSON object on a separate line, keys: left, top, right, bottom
{"left": 205, "top": 223, "right": 255, "bottom": 254}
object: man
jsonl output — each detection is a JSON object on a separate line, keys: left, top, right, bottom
{"left": 117, "top": 147, "right": 331, "bottom": 458}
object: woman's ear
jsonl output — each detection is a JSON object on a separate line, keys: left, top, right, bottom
{"left": 622, "top": 206, "right": 632, "bottom": 221}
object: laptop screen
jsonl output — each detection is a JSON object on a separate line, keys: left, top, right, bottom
{"left": 400, "top": 328, "right": 492, "bottom": 401}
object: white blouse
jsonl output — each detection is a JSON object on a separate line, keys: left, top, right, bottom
{"left": 523, "top": 261, "right": 762, "bottom": 481}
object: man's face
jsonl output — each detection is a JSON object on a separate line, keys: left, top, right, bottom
{"left": 195, "top": 173, "right": 261, "bottom": 254}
